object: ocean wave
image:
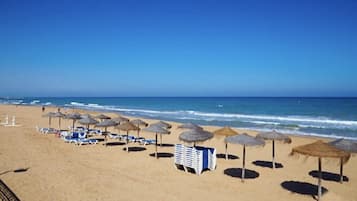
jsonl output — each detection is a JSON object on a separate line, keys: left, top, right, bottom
{"left": 63, "top": 102, "right": 357, "bottom": 130}
{"left": 30, "top": 100, "right": 40, "bottom": 104}
{"left": 239, "top": 127, "right": 357, "bottom": 141}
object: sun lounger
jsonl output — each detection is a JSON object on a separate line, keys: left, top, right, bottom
{"left": 138, "top": 139, "right": 157, "bottom": 145}
{"left": 74, "top": 139, "right": 98, "bottom": 146}
{"left": 63, "top": 132, "right": 86, "bottom": 143}
{"left": 4, "top": 116, "right": 21, "bottom": 127}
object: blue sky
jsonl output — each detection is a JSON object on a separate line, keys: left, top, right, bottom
{"left": 0, "top": 0, "right": 356, "bottom": 97}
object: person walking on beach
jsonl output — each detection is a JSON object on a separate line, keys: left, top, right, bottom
{"left": 42, "top": 106, "right": 45, "bottom": 112}
{"left": 57, "top": 107, "right": 61, "bottom": 112}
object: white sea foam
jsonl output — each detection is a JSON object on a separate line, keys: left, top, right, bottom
{"left": 64, "top": 102, "right": 357, "bottom": 131}
{"left": 30, "top": 100, "right": 40, "bottom": 104}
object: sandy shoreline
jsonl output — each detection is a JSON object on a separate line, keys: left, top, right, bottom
{"left": 0, "top": 104, "right": 356, "bottom": 201}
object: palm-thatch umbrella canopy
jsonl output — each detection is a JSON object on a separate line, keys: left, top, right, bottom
{"left": 151, "top": 121, "right": 172, "bottom": 146}
{"left": 112, "top": 116, "right": 130, "bottom": 124}
{"left": 142, "top": 125, "right": 170, "bottom": 158}
{"left": 178, "top": 122, "right": 203, "bottom": 130}
{"left": 80, "top": 114, "right": 92, "bottom": 119}
{"left": 130, "top": 119, "right": 148, "bottom": 137}
{"left": 116, "top": 122, "right": 139, "bottom": 152}
{"left": 152, "top": 121, "right": 172, "bottom": 129}
{"left": 213, "top": 126, "right": 238, "bottom": 160}
{"left": 291, "top": 140, "right": 350, "bottom": 201}
{"left": 95, "top": 119, "right": 118, "bottom": 132}
{"left": 179, "top": 129, "right": 213, "bottom": 147}
{"left": 65, "top": 113, "right": 82, "bottom": 131}
{"left": 329, "top": 139, "right": 357, "bottom": 183}
{"left": 256, "top": 130, "right": 292, "bottom": 169}
{"left": 225, "top": 133, "right": 265, "bottom": 182}
{"left": 52, "top": 112, "right": 65, "bottom": 130}
{"left": 95, "top": 114, "right": 111, "bottom": 122}
{"left": 42, "top": 112, "right": 55, "bottom": 128}
{"left": 78, "top": 117, "right": 99, "bottom": 133}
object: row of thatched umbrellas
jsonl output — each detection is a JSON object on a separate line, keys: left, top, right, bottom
{"left": 42, "top": 112, "right": 356, "bottom": 201}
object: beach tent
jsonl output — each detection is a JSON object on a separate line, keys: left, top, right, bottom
{"left": 256, "top": 130, "right": 291, "bottom": 169}
{"left": 329, "top": 139, "right": 357, "bottom": 183}
{"left": 116, "top": 122, "right": 139, "bottom": 152}
{"left": 225, "top": 133, "right": 265, "bottom": 182}
{"left": 213, "top": 126, "right": 238, "bottom": 160}
{"left": 291, "top": 140, "right": 350, "bottom": 201}
{"left": 130, "top": 119, "right": 148, "bottom": 137}
{"left": 143, "top": 125, "right": 170, "bottom": 158}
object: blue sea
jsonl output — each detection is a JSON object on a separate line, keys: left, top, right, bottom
{"left": 1, "top": 97, "right": 357, "bottom": 140}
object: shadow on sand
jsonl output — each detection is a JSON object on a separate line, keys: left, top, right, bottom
{"left": 0, "top": 167, "right": 30, "bottom": 176}
{"left": 122, "top": 147, "right": 147, "bottom": 152}
{"left": 158, "top": 143, "right": 175, "bottom": 147}
{"left": 149, "top": 152, "right": 174, "bottom": 158}
{"left": 252, "top": 160, "right": 283, "bottom": 169}
{"left": 309, "top": 170, "right": 349, "bottom": 182}
{"left": 281, "top": 181, "right": 328, "bottom": 200}
{"left": 216, "top": 154, "right": 239, "bottom": 160}
{"left": 105, "top": 142, "right": 126, "bottom": 146}
{"left": 224, "top": 168, "right": 259, "bottom": 179}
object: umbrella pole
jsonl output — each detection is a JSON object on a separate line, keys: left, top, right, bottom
{"left": 49, "top": 117, "right": 51, "bottom": 128}
{"left": 340, "top": 158, "right": 343, "bottom": 183}
{"left": 318, "top": 157, "right": 322, "bottom": 201}
{"left": 155, "top": 133, "right": 158, "bottom": 158}
{"left": 72, "top": 120, "right": 75, "bottom": 132}
{"left": 105, "top": 127, "right": 108, "bottom": 146}
{"left": 225, "top": 143, "right": 228, "bottom": 160}
{"left": 59, "top": 118, "right": 61, "bottom": 130}
{"left": 272, "top": 140, "right": 275, "bottom": 169}
{"left": 242, "top": 145, "right": 246, "bottom": 182}
{"left": 126, "top": 131, "right": 129, "bottom": 152}
{"left": 160, "top": 134, "right": 162, "bottom": 146}
{"left": 137, "top": 128, "right": 140, "bottom": 138}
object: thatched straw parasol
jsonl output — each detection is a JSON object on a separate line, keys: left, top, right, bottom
{"left": 95, "top": 120, "right": 118, "bottom": 145}
{"left": 142, "top": 125, "right": 170, "bottom": 158}
{"left": 151, "top": 121, "right": 172, "bottom": 146}
{"left": 225, "top": 133, "right": 265, "bottom": 182}
{"left": 116, "top": 122, "right": 139, "bottom": 152}
{"left": 179, "top": 129, "right": 213, "bottom": 147}
{"left": 130, "top": 119, "right": 148, "bottom": 137}
{"left": 95, "top": 119, "right": 118, "bottom": 132}
{"left": 95, "top": 114, "right": 111, "bottom": 122}
{"left": 213, "top": 126, "right": 238, "bottom": 160}
{"left": 178, "top": 123, "right": 203, "bottom": 130}
{"left": 78, "top": 117, "right": 99, "bottom": 134}
{"left": 329, "top": 139, "right": 357, "bottom": 183}
{"left": 65, "top": 112, "right": 82, "bottom": 131}
{"left": 152, "top": 121, "right": 172, "bottom": 129}
{"left": 42, "top": 112, "right": 55, "bottom": 128}
{"left": 112, "top": 116, "right": 129, "bottom": 124}
{"left": 291, "top": 140, "right": 350, "bottom": 201}
{"left": 52, "top": 112, "right": 65, "bottom": 129}
{"left": 256, "top": 130, "right": 292, "bottom": 169}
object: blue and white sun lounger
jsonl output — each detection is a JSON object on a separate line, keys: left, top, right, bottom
{"left": 139, "top": 139, "right": 157, "bottom": 145}
{"left": 74, "top": 139, "right": 98, "bottom": 146}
